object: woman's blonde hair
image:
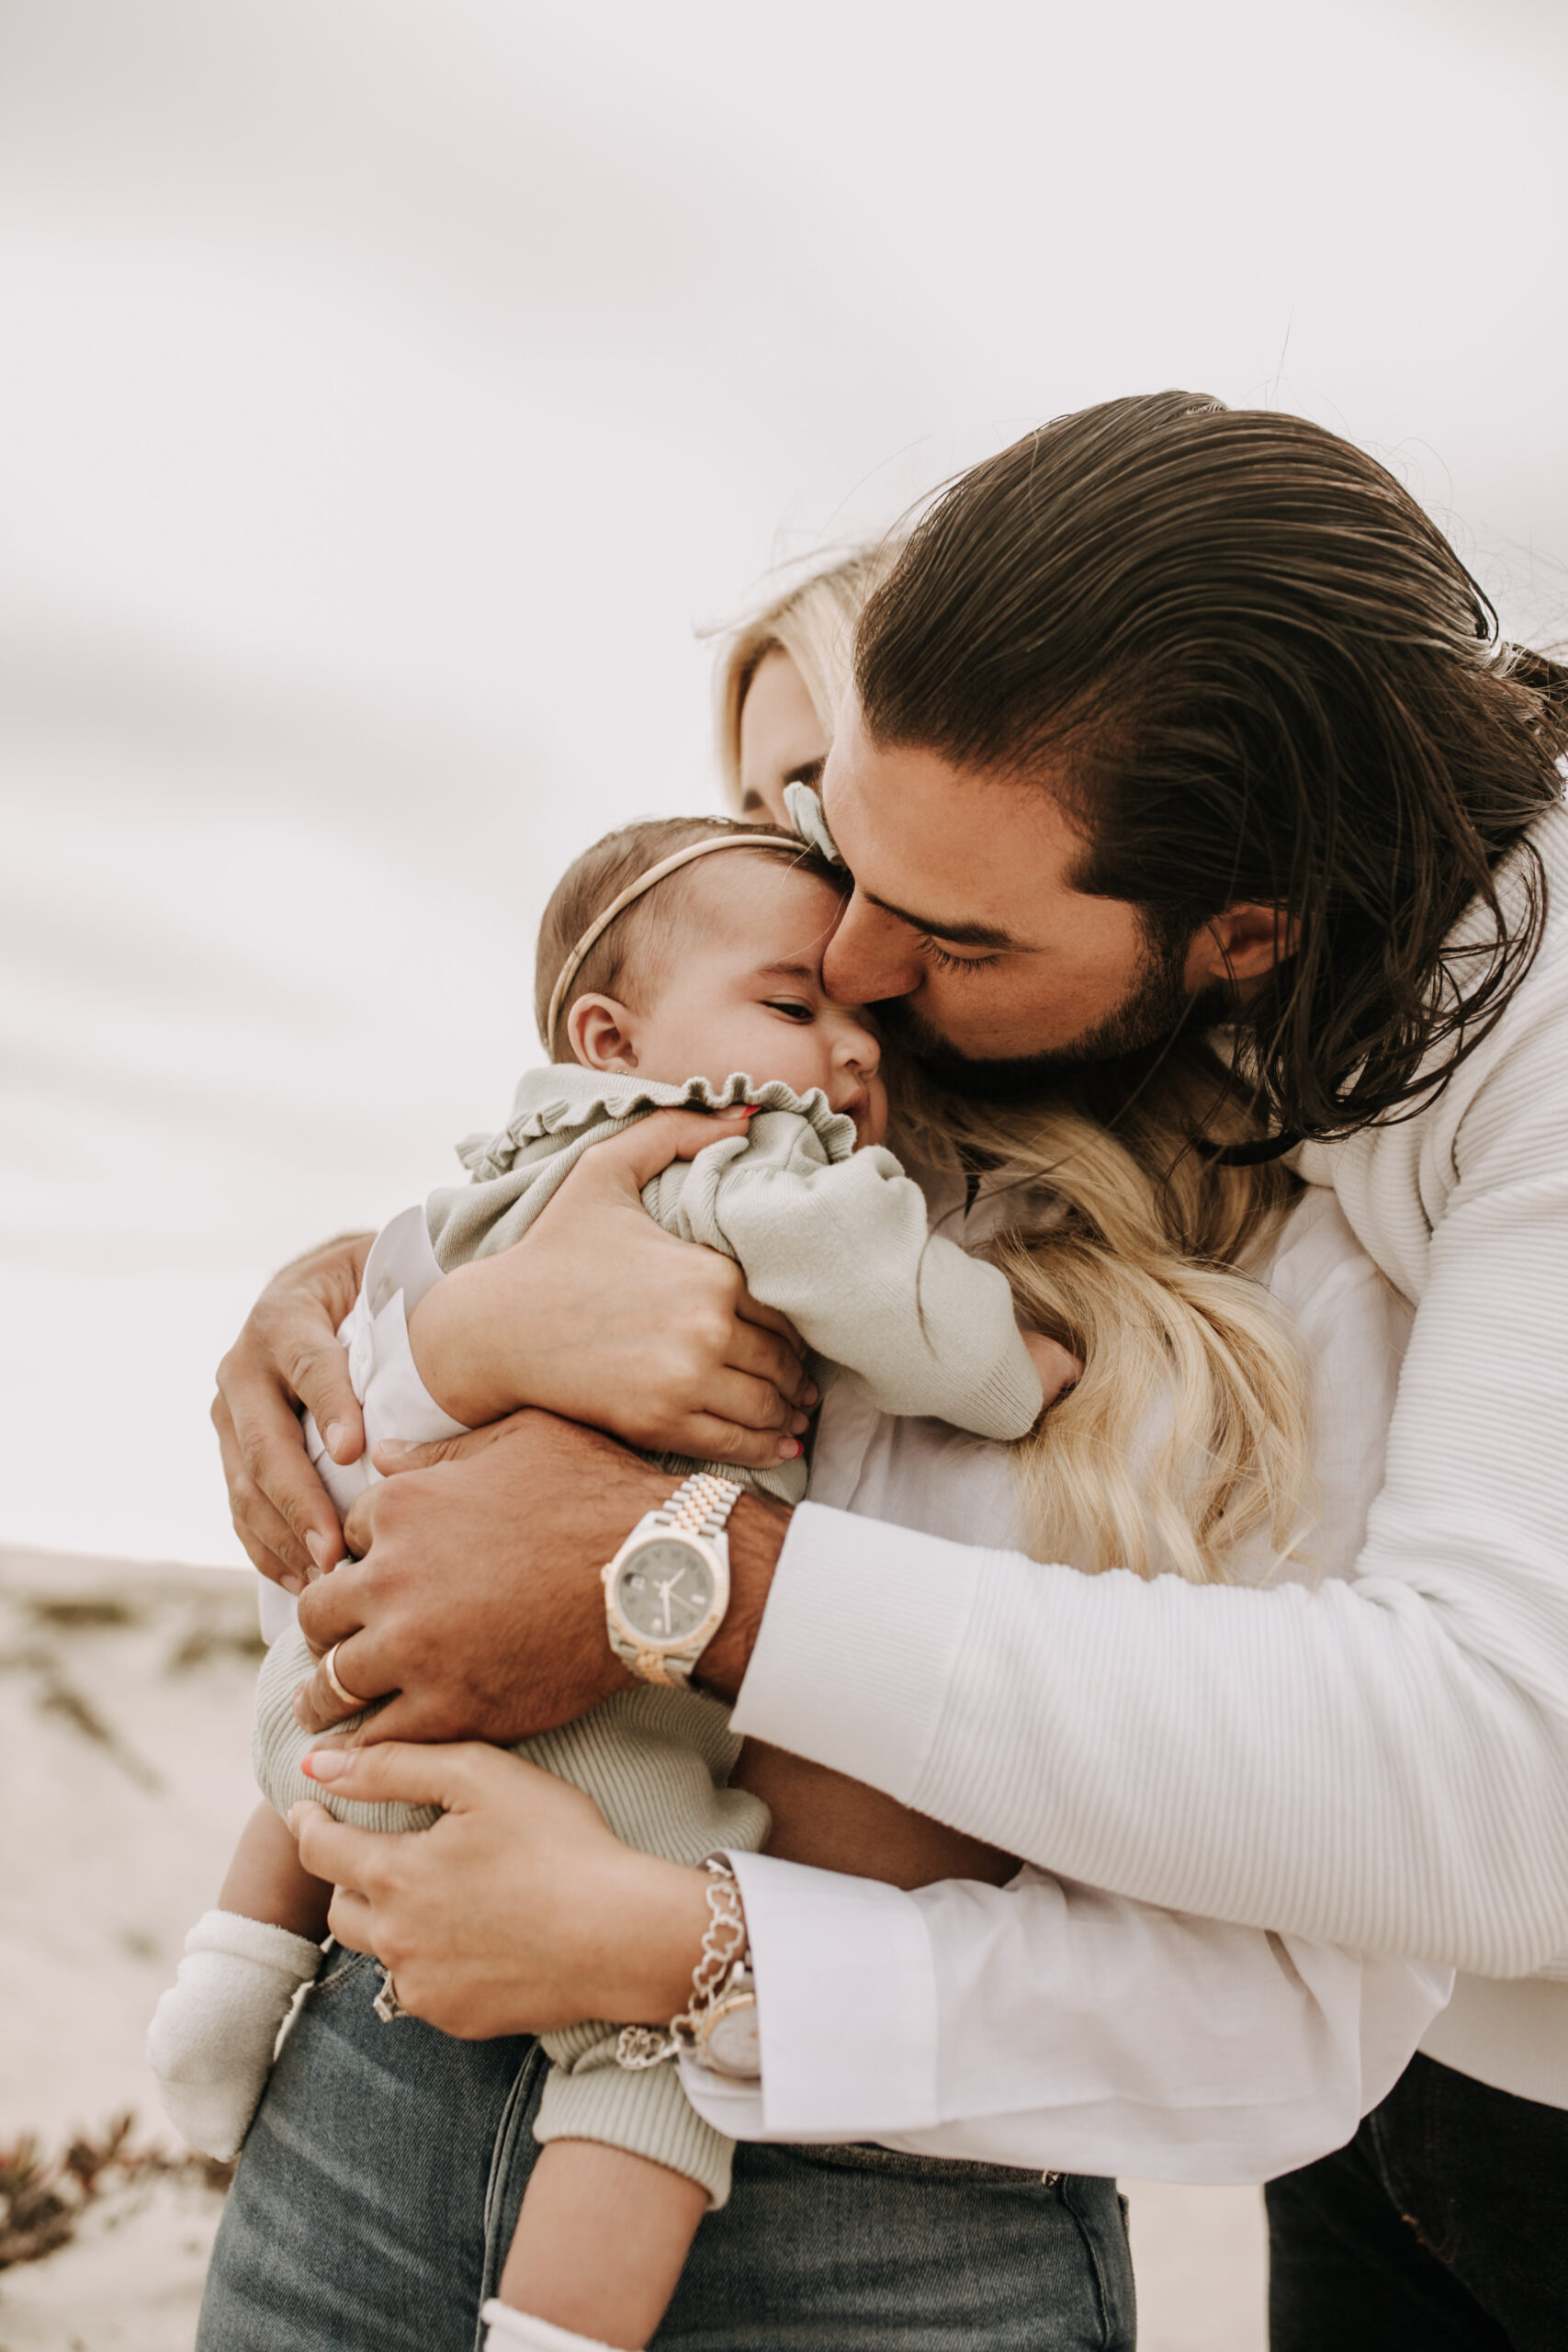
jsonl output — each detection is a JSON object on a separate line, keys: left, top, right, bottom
{"left": 895, "top": 1049, "right": 1316, "bottom": 1585}
{"left": 715, "top": 544, "right": 903, "bottom": 809}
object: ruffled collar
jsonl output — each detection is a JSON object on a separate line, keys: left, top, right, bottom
{"left": 457, "top": 1066, "right": 857, "bottom": 1180}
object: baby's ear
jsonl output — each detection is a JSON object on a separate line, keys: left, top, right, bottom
{"left": 565, "top": 993, "right": 638, "bottom": 1073}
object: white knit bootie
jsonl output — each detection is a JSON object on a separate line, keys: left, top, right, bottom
{"left": 480, "top": 2301, "right": 621, "bottom": 2352}
{"left": 146, "top": 1909, "right": 323, "bottom": 2159}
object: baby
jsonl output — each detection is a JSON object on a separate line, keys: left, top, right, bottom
{"left": 150, "top": 811, "right": 1052, "bottom": 2352}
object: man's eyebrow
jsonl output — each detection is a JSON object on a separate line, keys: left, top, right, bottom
{"left": 862, "top": 890, "right": 1021, "bottom": 951}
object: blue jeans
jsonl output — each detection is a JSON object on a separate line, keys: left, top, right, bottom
{"left": 197, "top": 1942, "right": 1134, "bottom": 2351}
{"left": 1267, "top": 2052, "right": 1568, "bottom": 2350}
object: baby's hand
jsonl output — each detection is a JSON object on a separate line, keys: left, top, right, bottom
{"left": 1023, "top": 1330, "right": 1082, "bottom": 1413}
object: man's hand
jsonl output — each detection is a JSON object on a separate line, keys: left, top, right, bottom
{"left": 407, "top": 1108, "right": 818, "bottom": 1463}
{"left": 212, "top": 1232, "right": 373, "bottom": 1590}
{"left": 289, "top": 1741, "right": 712, "bottom": 2039}
{"left": 290, "top": 1410, "right": 790, "bottom": 1741}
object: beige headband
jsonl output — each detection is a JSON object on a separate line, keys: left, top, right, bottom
{"left": 545, "top": 832, "right": 806, "bottom": 1047}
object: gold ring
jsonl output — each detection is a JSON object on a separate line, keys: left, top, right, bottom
{"left": 321, "top": 1642, "right": 367, "bottom": 1711}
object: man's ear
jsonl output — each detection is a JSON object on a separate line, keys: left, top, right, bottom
{"left": 565, "top": 994, "right": 638, "bottom": 1072}
{"left": 1188, "top": 904, "right": 1300, "bottom": 989}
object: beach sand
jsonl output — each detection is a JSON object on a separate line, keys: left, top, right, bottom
{"left": 0, "top": 1542, "right": 1266, "bottom": 2349}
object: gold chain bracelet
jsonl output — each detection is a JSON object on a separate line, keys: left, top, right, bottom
{"left": 615, "top": 1859, "right": 748, "bottom": 2071}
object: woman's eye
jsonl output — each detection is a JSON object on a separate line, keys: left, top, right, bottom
{"left": 766, "top": 1000, "right": 815, "bottom": 1023}
{"left": 918, "top": 935, "right": 1002, "bottom": 977}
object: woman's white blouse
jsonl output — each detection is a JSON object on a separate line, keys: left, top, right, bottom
{"left": 682, "top": 1182, "right": 1452, "bottom": 2181}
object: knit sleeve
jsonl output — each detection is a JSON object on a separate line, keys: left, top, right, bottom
{"left": 675, "top": 1112, "right": 1043, "bottom": 1442}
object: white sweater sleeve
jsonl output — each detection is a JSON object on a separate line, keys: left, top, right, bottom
{"left": 733, "top": 987, "right": 1568, "bottom": 1976}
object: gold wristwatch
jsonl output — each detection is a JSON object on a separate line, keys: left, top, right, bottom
{"left": 602, "top": 1472, "right": 741, "bottom": 1688}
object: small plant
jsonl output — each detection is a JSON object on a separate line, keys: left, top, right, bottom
{"left": 0, "top": 2114, "right": 233, "bottom": 2271}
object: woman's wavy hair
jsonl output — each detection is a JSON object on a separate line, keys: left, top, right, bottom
{"left": 856, "top": 394, "right": 1567, "bottom": 1142}
{"left": 894, "top": 1047, "right": 1314, "bottom": 1583}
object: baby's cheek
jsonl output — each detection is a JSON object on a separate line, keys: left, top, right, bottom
{"left": 765, "top": 1033, "right": 836, "bottom": 1101}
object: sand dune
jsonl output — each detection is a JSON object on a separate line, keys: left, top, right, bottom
{"left": 0, "top": 1543, "right": 1264, "bottom": 2349}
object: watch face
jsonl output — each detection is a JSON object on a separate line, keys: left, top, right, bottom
{"left": 615, "top": 1537, "right": 716, "bottom": 1645}
{"left": 705, "top": 1997, "right": 761, "bottom": 2078}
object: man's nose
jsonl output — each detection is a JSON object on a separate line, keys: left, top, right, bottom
{"left": 823, "top": 894, "right": 921, "bottom": 1005}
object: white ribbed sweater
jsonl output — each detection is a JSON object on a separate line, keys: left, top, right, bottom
{"left": 739, "top": 794, "right": 1568, "bottom": 2108}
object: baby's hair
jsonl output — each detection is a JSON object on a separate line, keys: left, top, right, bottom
{"left": 535, "top": 815, "right": 848, "bottom": 1060}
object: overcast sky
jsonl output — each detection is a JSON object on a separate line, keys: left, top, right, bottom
{"left": 4, "top": 0, "right": 1565, "bottom": 1564}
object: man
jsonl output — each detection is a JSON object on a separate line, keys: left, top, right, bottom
{"left": 217, "top": 395, "right": 1568, "bottom": 2346}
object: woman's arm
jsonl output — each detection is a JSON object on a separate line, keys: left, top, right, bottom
{"left": 290, "top": 1739, "right": 1450, "bottom": 2186}
{"left": 291, "top": 1741, "right": 712, "bottom": 2036}
{"left": 689, "top": 1857, "right": 1449, "bottom": 2185}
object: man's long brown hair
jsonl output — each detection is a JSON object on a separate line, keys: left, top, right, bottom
{"left": 856, "top": 393, "right": 1567, "bottom": 1141}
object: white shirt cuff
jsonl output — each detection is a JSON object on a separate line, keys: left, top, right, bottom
{"left": 729, "top": 1501, "right": 984, "bottom": 1801}
{"left": 679, "top": 1849, "right": 939, "bottom": 2141}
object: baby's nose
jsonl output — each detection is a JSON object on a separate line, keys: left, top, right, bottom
{"left": 840, "top": 1023, "right": 880, "bottom": 1077}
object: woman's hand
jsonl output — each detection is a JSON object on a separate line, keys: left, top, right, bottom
{"left": 407, "top": 1107, "right": 817, "bottom": 1464}
{"left": 289, "top": 1740, "right": 711, "bottom": 2039}
{"left": 211, "top": 1232, "right": 374, "bottom": 1590}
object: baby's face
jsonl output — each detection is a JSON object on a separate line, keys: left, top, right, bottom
{"left": 598, "top": 859, "right": 887, "bottom": 1147}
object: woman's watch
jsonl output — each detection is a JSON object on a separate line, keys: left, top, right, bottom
{"left": 683, "top": 1956, "right": 760, "bottom": 2077}
{"left": 602, "top": 1472, "right": 741, "bottom": 1688}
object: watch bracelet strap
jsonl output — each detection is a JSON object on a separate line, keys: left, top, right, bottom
{"left": 650, "top": 1471, "right": 743, "bottom": 1542}
{"left": 608, "top": 1473, "right": 742, "bottom": 1690}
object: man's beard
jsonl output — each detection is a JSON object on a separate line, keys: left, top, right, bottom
{"left": 876, "top": 917, "right": 1228, "bottom": 1103}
